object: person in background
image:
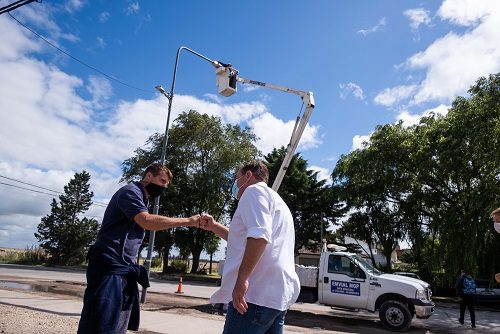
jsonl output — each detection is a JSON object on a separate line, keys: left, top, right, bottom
{"left": 455, "top": 269, "right": 476, "bottom": 329}
{"left": 200, "top": 160, "right": 300, "bottom": 334}
{"left": 77, "top": 163, "right": 200, "bottom": 334}
{"left": 491, "top": 208, "right": 500, "bottom": 283}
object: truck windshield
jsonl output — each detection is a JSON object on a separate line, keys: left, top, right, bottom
{"left": 352, "top": 255, "right": 381, "bottom": 275}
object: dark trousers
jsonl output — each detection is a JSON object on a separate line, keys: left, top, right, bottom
{"left": 223, "top": 302, "right": 287, "bottom": 334}
{"left": 459, "top": 294, "right": 475, "bottom": 326}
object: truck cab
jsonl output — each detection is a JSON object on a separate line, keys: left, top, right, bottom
{"left": 316, "top": 251, "right": 434, "bottom": 331}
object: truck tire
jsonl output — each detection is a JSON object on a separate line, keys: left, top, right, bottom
{"left": 379, "top": 300, "right": 412, "bottom": 332}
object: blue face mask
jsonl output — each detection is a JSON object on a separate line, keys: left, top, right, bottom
{"left": 231, "top": 174, "right": 249, "bottom": 200}
{"left": 231, "top": 178, "right": 240, "bottom": 200}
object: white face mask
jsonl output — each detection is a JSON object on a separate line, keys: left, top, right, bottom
{"left": 494, "top": 222, "right": 500, "bottom": 234}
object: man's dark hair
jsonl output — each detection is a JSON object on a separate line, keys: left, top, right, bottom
{"left": 240, "top": 160, "right": 269, "bottom": 183}
{"left": 142, "top": 163, "right": 173, "bottom": 180}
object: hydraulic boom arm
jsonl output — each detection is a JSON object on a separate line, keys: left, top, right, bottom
{"left": 236, "top": 77, "right": 315, "bottom": 191}
{"left": 213, "top": 61, "right": 315, "bottom": 192}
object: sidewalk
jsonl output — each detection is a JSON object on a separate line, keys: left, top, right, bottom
{"left": 0, "top": 289, "right": 225, "bottom": 334}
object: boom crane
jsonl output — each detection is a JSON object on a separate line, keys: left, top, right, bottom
{"left": 213, "top": 62, "right": 315, "bottom": 191}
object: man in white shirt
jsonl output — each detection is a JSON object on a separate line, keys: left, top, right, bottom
{"left": 201, "top": 160, "right": 300, "bottom": 334}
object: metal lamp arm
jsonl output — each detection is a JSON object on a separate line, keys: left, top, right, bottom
{"left": 235, "top": 76, "right": 315, "bottom": 192}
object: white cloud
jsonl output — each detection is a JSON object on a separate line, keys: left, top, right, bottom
{"left": 243, "top": 85, "right": 260, "bottom": 93}
{"left": 438, "top": 0, "right": 494, "bottom": 26}
{"left": 409, "top": 1, "right": 500, "bottom": 105}
{"left": 357, "top": 17, "right": 387, "bottom": 36}
{"left": 14, "top": 4, "right": 79, "bottom": 44}
{"left": 65, "top": 0, "right": 85, "bottom": 13}
{"left": 374, "top": 1, "right": 500, "bottom": 110}
{"left": 374, "top": 85, "right": 417, "bottom": 106}
{"left": 396, "top": 110, "right": 422, "bottom": 127}
{"left": 203, "top": 93, "right": 223, "bottom": 104}
{"left": 126, "top": 2, "right": 140, "bottom": 15}
{"left": 351, "top": 134, "right": 371, "bottom": 151}
{"left": 0, "top": 15, "right": 40, "bottom": 60}
{"left": 87, "top": 75, "right": 112, "bottom": 108}
{"left": 96, "top": 36, "right": 106, "bottom": 49}
{"left": 404, "top": 8, "right": 432, "bottom": 30}
{"left": 339, "top": 82, "right": 365, "bottom": 100}
{"left": 309, "top": 165, "right": 331, "bottom": 184}
{"left": 396, "top": 104, "right": 450, "bottom": 126}
{"left": 99, "top": 12, "right": 110, "bottom": 23}
{"left": 249, "top": 113, "right": 321, "bottom": 154}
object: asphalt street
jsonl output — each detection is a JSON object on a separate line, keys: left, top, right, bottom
{"left": 0, "top": 264, "right": 499, "bottom": 333}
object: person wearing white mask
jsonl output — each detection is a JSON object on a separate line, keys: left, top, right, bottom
{"left": 492, "top": 208, "right": 500, "bottom": 283}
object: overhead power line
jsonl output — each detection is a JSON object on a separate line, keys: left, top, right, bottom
{"left": 0, "top": 181, "right": 105, "bottom": 219}
{"left": 8, "top": 12, "right": 152, "bottom": 94}
{"left": 0, "top": 0, "right": 38, "bottom": 15}
{"left": 0, "top": 174, "right": 109, "bottom": 208}
{"left": 0, "top": 181, "right": 60, "bottom": 197}
{"left": 0, "top": 174, "right": 62, "bottom": 195}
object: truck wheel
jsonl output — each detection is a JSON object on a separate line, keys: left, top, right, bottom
{"left": 379, "top": 300, "right": 412, "bottom": 332}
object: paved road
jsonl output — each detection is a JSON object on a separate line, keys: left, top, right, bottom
{"left": 1, "top": 264, "right": 500, "bottom": 333}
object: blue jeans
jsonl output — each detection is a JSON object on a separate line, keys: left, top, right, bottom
{"left": 222, "top": 301, "right": 287, "bottom": 334}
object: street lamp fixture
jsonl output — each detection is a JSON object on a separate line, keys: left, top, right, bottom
{"left": 155, "top": 85, "right": 170, "bottom": 100}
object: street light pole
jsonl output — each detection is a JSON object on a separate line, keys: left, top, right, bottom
{"left": 141, "top": 46, "right": 220, "bottom": 303}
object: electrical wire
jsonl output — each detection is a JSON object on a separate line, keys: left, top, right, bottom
{"left": 8, "top": 12, "right": 152, "bottom": 94}
{"left": 0, "top": 174, "right": 109, "bottom": 206}
{"left": 0, "top": 181, "right": 60, "bottom": 197}
{"left": 0, "top": 182, "right": 105, "bottom": 220}
{"left": 0, "top": 177, "right": 108, "bottom": 208}
{"left": 1, "top": 174, "right": 62, "bottom": 195}
{"left": 0, "top": 0, "right": 38, "bottom": 15}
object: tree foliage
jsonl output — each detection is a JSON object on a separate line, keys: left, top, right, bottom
{"left": 332, "top": 73, "right": 500, "bottom": 283}
{"left": 265, "top": 148, "right": 344, "bottom": 254}
{"left": 35, "top": 171, "right": 99, "bottom": 265}
{"left": 333, "top": 123, "right": 411, "bottom": 270}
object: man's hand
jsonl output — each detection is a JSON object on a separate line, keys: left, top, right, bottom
{"left": 188, "top": 214, "right": 201, "bottom": 228}
{"left": 198, "top": 214, "right": 229, "bottom": 240}
{"left": 199, "top": 214, "right": 216, "bottom": 231}
{"left": 232, "top": 279, "right": 249, "bottom": 315}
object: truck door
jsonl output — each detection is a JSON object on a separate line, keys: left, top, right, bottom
{"left": 320, "top": 254, "right": 369, "bottom": 309}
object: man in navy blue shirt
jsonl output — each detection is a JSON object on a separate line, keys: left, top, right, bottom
{"left": 77, "top": 163, "right": 200, "bottom": 334}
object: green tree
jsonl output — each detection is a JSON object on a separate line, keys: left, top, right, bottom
{"left": 332, "top": 123, "right": 413, "bottom": 271}
{"left": 409, "top": 74, "right": 500, "bottom": 282}
{"left": 332, "top": 73, "right": 500, "bottom": 282}
{"left": 122, "top": 110, "right": 259, "bottom": 272}
{"left": 265, "top": 148, "right": 343, "bottom": 254}
{"left": 35, "top": 171, "right": 99, "bottom": 265}
{"left": 204, "top": 233, "right": 220, "bottom": 274}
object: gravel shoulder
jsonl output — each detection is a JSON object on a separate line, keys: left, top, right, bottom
{"left": 0, "top": 302, "right": 79, "bottom": 334}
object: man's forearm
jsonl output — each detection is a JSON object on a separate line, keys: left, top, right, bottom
{"left": 135, "top": 212, "right": 195, "bottom": 230}
{"left": 236, "top": 237, "right": 267, "bottom": 283}
{"left": 211, "top": 222, "right": 229, "bottom": 241}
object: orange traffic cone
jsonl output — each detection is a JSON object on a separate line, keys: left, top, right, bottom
{"left": 175, "top": 276, "right": 184, "bottom": 294}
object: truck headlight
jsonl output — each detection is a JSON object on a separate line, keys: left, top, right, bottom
{"left": 416, "top": 289, "right": 427, "bottom": 300}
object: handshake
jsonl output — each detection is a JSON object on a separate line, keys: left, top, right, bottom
{"left": 188, "top": 213, "right": 218, "bottom": 231}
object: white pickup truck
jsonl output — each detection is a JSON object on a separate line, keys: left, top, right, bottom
{"left": 295, "top": 248, "right": 434, "bottom": 331}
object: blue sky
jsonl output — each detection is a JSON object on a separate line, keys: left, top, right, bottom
{"left": 1, "top": 0, "right": 499, "bottom": 257}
